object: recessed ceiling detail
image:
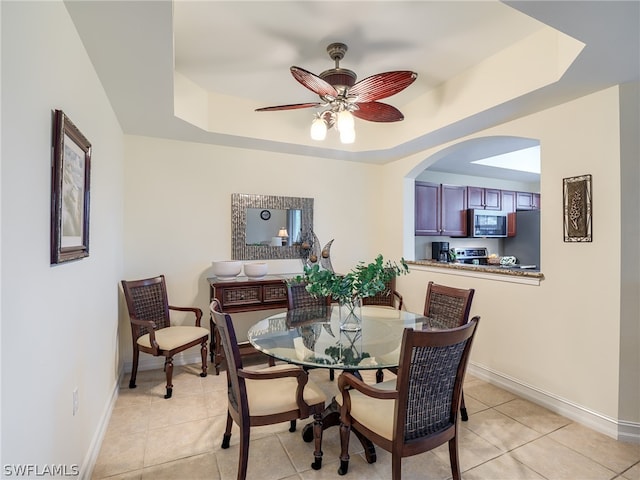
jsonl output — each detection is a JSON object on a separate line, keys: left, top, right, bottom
{"left": 64, "top": 1, "right": 638, "bottom": 166}
{"left": 254, "top": 42, "right": 418, "bottom": 144}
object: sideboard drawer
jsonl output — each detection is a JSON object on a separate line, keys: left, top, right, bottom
{"left": 263, "top": 283, "right": 287, "bottom": 304}
{"left": 220, "top": 286, "right": 262, "bottom": 308}
{"left": 208, "top": 275, "right": 292, "bottom": 313}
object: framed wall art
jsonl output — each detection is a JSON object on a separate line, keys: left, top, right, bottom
{"left": 50, "top": 109, "right": 92, "bottom": 264}
{"left": 563, "top": 174, "right": 592, "bottom": 242}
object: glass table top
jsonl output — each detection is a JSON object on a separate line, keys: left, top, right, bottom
{"left": 247, "top": 305, "right": 434, "bottom": 371}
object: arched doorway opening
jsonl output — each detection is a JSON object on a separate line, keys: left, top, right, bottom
{"left": 404, "top": 135, "right": 541, "bottom": 264}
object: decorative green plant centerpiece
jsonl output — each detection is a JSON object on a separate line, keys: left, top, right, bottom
{"left": 291, "top": 254, "right": 409, "bottom": 331}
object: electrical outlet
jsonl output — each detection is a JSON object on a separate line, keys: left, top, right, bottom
{"left": 72, "top": 388, "right": 79, "bottom": 416}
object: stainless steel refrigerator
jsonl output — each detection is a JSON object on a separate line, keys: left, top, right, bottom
{"left": 503, "top": 210, "right": 540, "bottom": 267}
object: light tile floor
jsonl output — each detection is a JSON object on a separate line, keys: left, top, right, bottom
{"left": 92, "top": 361, "right": 640, "bottom": 480}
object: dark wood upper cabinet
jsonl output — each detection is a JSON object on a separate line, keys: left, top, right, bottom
{"left": 441, "top": 184, "right": 468, "bottom": 236}
{"left": 468, "top": 186, "right": 501, "bottom": 210}
{"left": 516, "top": 191, "right": 541, "bottom": 210}
{"left": 415, "top": 181, "right": 440, "bottom": 235}
{"left": 415, "top": 182, "right": 467, "bottom": 237}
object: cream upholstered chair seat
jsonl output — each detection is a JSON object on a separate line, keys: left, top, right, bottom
{"left": 137, "top": 325, "right": 210, "bottom": 350}
{"left": 336, "top": 379, "right": 397, "bottom": 439}
{"left": 243, "top": 364, "right": 326, "bottom": 416}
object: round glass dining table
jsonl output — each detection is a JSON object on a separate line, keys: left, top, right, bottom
{"left": 248, "top": 304, "right": 432, "bottom": 459}
{"left": 247, "top": 305, "right": 431, "bottom": 373}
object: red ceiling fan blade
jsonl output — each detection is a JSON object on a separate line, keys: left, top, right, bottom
{"left": 352, "top": 102, "right": 405, "bottom": 122}
{"left": 290, "top": 66, "right": 339, "bottom": 98}
{"left": 255, "top": 102, "right": 321, "bottom": 112}
{"left": 349, "top": 71, "right": 418, "bottom": 102}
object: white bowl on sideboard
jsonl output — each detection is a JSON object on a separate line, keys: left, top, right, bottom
{"left": 243, "top": 262, "right": 268, "bottom": 279}
{"left": 211, "top": 260, "right": 242, "bottom": 279}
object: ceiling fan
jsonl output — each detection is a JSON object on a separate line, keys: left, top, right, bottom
{"left": 255, "top": 42, "right": 418, "bottom": 143}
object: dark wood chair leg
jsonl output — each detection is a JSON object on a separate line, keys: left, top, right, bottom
{"left": 311, "top": 412, "right": 323, "bottom": 470}
{"left": 337, "top": 420, "right": 351, "bottom": 475}
{"left": 448, "top": 437, "right": 461, "bottom": 480}
{"left": 238, "top": 422, "right": 250, "bottom": 480}
{"left": 460, "top": 391, "right": 468, "bottom": 421}
{"left": 200, "top": 339, "right": 208, "bottom": 377}
{"left": 129, "top": 348, "right": 139, "bottom": 389}
{"left": 164, "top": 356, "right": 174, "bottom": 399}
{"left": 329, "top": 369, "right": 335, "bottom": 381}
{"left": 221, "top": 412, "right": 233, "bottom": 448}
{"left": 376, "top": 368, "right": 384, "bottom": 383}
{"left": 289, "top": 420, "right": 296, "bottom": 432}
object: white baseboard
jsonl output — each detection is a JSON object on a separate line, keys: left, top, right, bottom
{"left": 79, "top": 376, "right": 120, "bottom": 480}
{"left": 468, "top": 362, "right": 640, "bottom": 444}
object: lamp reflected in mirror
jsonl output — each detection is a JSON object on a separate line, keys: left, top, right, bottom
{"left": 278, "top": 227, "right": 289, "bottom": 246}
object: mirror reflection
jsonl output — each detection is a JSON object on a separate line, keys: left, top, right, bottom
{"left": 246, "top": 208, "right": 302, "bottom": 246}
{"left": 231, "top": 193, "right": 313, "bottom": 260}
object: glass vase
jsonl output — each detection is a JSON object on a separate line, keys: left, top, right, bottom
{"left": 339, "top": 297, "right": 362, "bottom": 331}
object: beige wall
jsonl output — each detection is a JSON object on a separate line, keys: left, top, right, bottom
{"left": 121, "top": 137, "right": 385, "bottom": 348}
{"left": 388, "top": 86, "right": 634, "bottom": 437}
{"left": 1, "top": 0, "right": 125, "bottom": 471}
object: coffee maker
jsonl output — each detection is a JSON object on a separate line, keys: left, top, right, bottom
{"left": 431, "top": 241, "right": 450, "bottom": 262}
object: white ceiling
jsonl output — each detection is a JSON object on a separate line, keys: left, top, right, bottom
{"left": 65, "top": 1, "right": 639, "bottom": 181}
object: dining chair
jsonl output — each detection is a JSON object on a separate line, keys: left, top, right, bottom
{"left": 271, "top": 282, "right": 336, "bottom": 376}
{"left": 361, "top": 276, "right": 404, "bottom": 310}
{"left": 121, "top": 275, "right": 209, "bottom": 399}
{"left": 336, "top": 317, "right": 480, "bottom": 479}
{"left": 209, "top": 300, "right": 327, "bottom": 478}
{"left": 362, "top": 275, "right": 404, "bottom": 383}
{"left": 423, "top": 280, "right": 475, "bottom": 420}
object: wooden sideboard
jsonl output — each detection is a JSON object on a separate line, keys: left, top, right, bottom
{"left": 207, "top": 275, "right": 292, "bottom": 373}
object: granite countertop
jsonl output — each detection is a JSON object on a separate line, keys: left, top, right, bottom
{"left": 408, "top": 260, "right": 544, "bottom": 279}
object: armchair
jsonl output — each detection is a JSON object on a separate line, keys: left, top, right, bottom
{"left": 210, "top": 300, "right": 326, "bottom": 478}
{"left": 337, "top": 317, "right": 480, "bottom": 479}
{"left": 121, "top": 275, "right": 209, "bottom": 399}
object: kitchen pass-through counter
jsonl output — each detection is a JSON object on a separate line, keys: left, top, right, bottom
{"left": 407, "top": 260, "right": 544, "bottom": 285}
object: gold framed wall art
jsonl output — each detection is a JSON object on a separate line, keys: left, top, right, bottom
{"left": 563, "top": 174, "right": 592, "bottom": 242}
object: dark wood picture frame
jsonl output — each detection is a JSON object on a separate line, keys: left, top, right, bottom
{"left": 50, "top": 110, "right": 92, "bottom": 264}
{"left": 563, "top": 174, "right": 592, "bottom": 242}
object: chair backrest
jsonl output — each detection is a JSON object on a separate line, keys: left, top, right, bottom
{"left": 210, "top": 300, "right": 248, "bottom": 417}
{"left": 362, "top": 276, "right": 401, "bottom": 309}
{"left": 423, "top": 281, "right": 474, "bottom": 328}
{"left": 287, "top": 282, "right": 331, "bottom": 310}
{"left": 394, "top": 317, "right": 480, "bottom": 443}
{"left": 121, "top": 275, "right": 171, "bottom": 339}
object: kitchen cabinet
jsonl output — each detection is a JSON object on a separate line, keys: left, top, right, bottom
{"left": 501, "top": 190, "right": 517, "bottom": 213}
{"left": 415, "top": 181, "right": 467, "bottom": 237}
{"left": 533, "top": 193, "right": 541, "bottom": 209}
{"left": 516, "top": 191, "right": 541, "bottom": 210}
{"left": 467, "top": 186, "right": 502, "bottom": 210}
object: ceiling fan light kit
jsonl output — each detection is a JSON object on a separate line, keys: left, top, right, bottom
{"left": 256, "top": 42, "right": 417, "bottom": 144}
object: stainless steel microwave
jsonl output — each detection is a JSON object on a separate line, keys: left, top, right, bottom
{"left": 467, "top": 209, "right": 508, "bottom": 237}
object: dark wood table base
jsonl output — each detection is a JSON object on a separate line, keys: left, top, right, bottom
{"left": 302, "top": 397, "right": 377, "bottom": 464}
